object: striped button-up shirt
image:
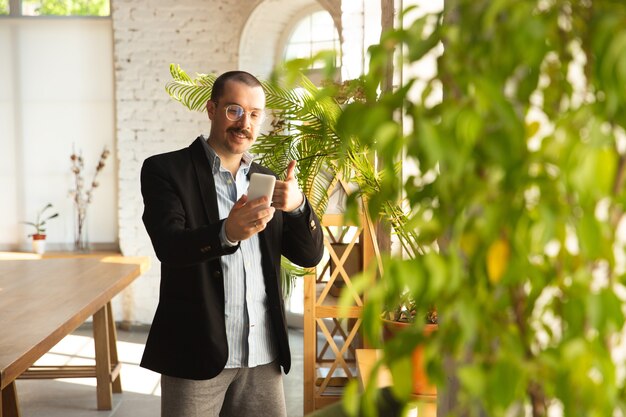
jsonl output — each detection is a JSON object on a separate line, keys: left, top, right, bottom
{"left": 201, "top": 138, "right": 277, "bottom": 368}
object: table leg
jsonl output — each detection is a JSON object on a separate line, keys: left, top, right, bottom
{"left": 1, "top": 381, "right": 21, "bottom": 417}
{"left": 93, "top": 304, "right": 112, "bottom": 410}
{"left": 106, "top": 301, "right": 122, "bottom": 393}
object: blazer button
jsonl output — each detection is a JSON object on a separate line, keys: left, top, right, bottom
{"left": 310, "top": 220, "right": 316, "bottom": 230}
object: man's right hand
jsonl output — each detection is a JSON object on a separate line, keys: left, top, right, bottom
{"left": 224, "top": 194, "right": 276, "bottom": 242}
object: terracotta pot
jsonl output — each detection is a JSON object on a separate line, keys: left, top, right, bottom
{"left": 382, "top": 318, "right": 438, "bottom": 396}
{"left": 31, "top": 233, "right": 47, "bottom": 254}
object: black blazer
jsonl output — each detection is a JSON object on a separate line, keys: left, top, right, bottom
{"left": 139, "top": 137, "right": 324, "bottom": 380}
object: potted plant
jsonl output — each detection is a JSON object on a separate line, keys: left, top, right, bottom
{"left": 23, "top": 203, "right": 59, "bottom": 254}
{"left": 381, "top": 295, "right": 438, "bottom": 397}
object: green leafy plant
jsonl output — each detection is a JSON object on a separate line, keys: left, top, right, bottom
{"left": 23, "top": 203, "right": 58, "bottom": 237}
{"left": 332, "top": 1, "right": 626, "bottom": 416}
{"left": 165, "top": 5, "right": 626, "bottom": 409}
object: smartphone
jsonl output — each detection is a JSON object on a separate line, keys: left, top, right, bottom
{"left": 247, "top": 173, "right": 276, "bottom": 206}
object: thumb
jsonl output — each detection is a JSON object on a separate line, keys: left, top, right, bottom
{"left": 285, "top": 160, "right": 297, "bottom": 181}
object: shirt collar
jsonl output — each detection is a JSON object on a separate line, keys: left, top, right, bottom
{"left": 201, "top": 135, "right": 254, "bottom": 175}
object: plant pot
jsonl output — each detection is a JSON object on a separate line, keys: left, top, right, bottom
{"left": 31, "top": 233, "right": 47, "bottom": 254}
{"left": 382, "top": 318, "right": 438, "bottom": 397}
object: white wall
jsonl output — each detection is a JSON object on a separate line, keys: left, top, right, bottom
{"left": 0, "top": 23, "right": 18, "bottom": 246}
{"left": 0, "top": 19, "right": 117, "bottom": 250}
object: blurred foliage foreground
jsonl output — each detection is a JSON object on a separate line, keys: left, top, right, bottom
{"left": 338, "top": 1, "right": 626, "bottom": 416}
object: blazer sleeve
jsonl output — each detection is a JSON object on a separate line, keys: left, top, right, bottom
{"left": 281, "top": 199, "right": 324, "bottom": 268}
{"left": 140, "top": 155, "right": 238, "bottom": 267}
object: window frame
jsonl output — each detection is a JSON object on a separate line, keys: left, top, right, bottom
{"left": 277, "top": 4, "right": 341, "bottom": 83}
{"left": 2, "top": 0, "right": 111, "bottom": 18}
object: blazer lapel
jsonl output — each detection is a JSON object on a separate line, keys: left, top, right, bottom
{"left": 190, "top": 137, "right": 220, "bottom": 223}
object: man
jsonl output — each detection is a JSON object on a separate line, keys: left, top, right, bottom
{"left": 140, "top": 71, "right": 324, "bottom": 416}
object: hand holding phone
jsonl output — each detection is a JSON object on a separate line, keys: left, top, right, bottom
{"left": 247, "top": 173, "right": 276, "bottom": 206}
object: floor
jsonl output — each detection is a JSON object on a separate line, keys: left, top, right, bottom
{"left": 15, "top": 326, "right": 305, "bottom": 417}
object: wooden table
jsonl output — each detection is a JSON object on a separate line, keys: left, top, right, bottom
{"left": 0, "top": 257, "right": 147, "bottom": 417}
{"left": 356, "top": 349, "right": 437, "bottom": 417}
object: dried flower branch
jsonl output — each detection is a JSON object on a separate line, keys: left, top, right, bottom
{"left": 69, "top": 146, "right": 110, "bottom": 251}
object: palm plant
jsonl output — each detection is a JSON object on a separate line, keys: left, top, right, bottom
{"left": 165, "top": 63, "right": 424, "bottom": 288}
{"left": 166, "top": 64, "right": 421, "bottom": 246}
{"left": 166, "top": 65, "right": 373, "bottom": 296}
{"left": 166, "top": 64, "right": 350, "bottom": 218}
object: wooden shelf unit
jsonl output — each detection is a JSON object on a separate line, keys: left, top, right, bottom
{"left": 303, "top": 213, "right": 378, "bottom": 413}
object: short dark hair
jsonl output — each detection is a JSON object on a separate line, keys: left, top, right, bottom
{"left": 210, "top": 71, "right": 263, "bottom": 102}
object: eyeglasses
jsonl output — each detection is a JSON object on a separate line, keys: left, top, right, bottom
{"left": 223, "top": 104, "right": 265, "bottom": 126}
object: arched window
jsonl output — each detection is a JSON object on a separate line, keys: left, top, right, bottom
{"left": 283, "top": 10, "right": 340, "bottom": 71}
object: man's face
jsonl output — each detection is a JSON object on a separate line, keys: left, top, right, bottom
{"left": 207, "top": 80, "right": 266, "bottom": 158}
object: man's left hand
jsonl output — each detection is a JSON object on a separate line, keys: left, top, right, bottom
{"left": 272, "top": 160, "right": 304, "bottom": 212}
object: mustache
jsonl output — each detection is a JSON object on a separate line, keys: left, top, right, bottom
{"left": 228, "top": 128, "right": 252, "bottom": 139}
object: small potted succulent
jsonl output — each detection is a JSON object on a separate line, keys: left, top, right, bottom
{"left": 382, "top": 295, "right": 438, "bottom": 397}
{"left": 23, "top": 203, "right": 59, "bottom": 254}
